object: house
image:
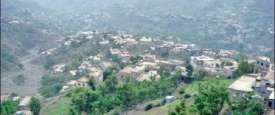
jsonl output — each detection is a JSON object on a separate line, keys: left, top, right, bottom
{"left": 40, "top": 48, "right": 57, "bottom": 55}
{"left": 218, "top": 49, "right": 238, "bottom": 58}
{"left": 119, "top": 65, "right": 146, "bottom": 79}
{"left": 255, "top": 56, "right": 271, "bottom": 75}
{"left": 109, "top": 48, "right": 131, "bottom": 63}
{"left": 191, "top": 55, "right": 219, "bottom": 69}
{"left": 191, "top": 55, "right": 221, "bottom": 73}
{"left": 268, "top": 91, "right": 275, "bottom": 109}
{"left": 65, "top": 77, "right": 90, "bottom": 90}
{"left": 19, "top": 96, "right": 31, "bottom": 110}
{"left": 154, "top": 45, "right": 171, "bottom": 57}
{"left": 141, "top": 54, "right": 157, "bottom": 62}
{"left": 138, "top": 70, "right": 160, "bottom": 81}
{"left": 228, "top": 76, "right": 256, "bottom": 99}
{"left": 138, "top": 61, "right": 159, "bottom": 70}
{"left": 139, "top": 36, "right": 152, "bottom": 42}
{"left": 200, "top": 49, "right": 217, "bottom": 58}
{"left": 88, "top": 67, "right": 103, "bottom": 82}
{"left": 99, "top": 40, "right": 110, "bottom": 45}
{"left": 176, "top": 66, "right": 188, "bottom": 77}
{"left": 254, "top": 71, "right": 274, "bottom": 97}
{"left": 69, "top": 70, "right": 78, "bottom": 76}
{"left": 52, "top": 64, "right": 66, "bottom": 74}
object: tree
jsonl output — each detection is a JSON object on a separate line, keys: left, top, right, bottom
{"left": 103, "top": 67, "right": 117, "bottom": 81}
{"left": 1, "top": 100, "right": 18, "bottom": 115}
{"left": 129, "top": 55, "right": 142, "bottom": 65}
{"left": 186, "top": 64, "right": 193, "bottom": 77}
{"left": 235, "top": 60, "right": 255, "bottom": 77}
{"left": 43, "top": 56, "right": 55, "bottom": 69}
{"left": 229, "top": 98, "right": 264, "bottom": 115}
{"left": 194, "top": 79, "right": 229, "bottom": 115}
{"left": 88, "top": 76, "right": 96, "bottom": 90}
{"left": 193, "top": 70, "right": 208, "bottom": 80}
{"left": 169, "top": 100, "right": 187, "bottom": 115}
{"left": 70, "top": 88, "right": 100, "bottom": 114}
{"left": 29, "top": 97, "right": 41, "bottom": 115}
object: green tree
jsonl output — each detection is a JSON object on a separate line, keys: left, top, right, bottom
{"left": 103, "top": 67, "right": 117, "bottom": 81}
{"left": 169, "top": 100, "right": 187, "bottom": 115}
{"left": 29, "top": 97, "right": 41, "bottom": 115}
{"left": 0, "top": 100, "right": 18, "bottom": 115}
{"left": 193, "top": 70, "right": 208, "bottom": 80}
{"left": 194, "top": 79, "right": 229, "bottom": 115}
{"left": 235, "top": 60, "right": 255, "bottom": 77}
{"left": 186, "top": 64, "right": 193, "bottom": 77}
{"left": 229, "top": 98, "right": 264, "bottom": 115}
{"left": 70, "top": 88, "right": 100, "bottom": 114}
{"left": 88, "top": 76, "right": 96, "bottom": 90}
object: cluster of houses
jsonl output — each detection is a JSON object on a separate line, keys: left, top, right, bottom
{"left": 228, "top": 56, "right": 274, "bottom": 110}
{"left": 190, "top": 55, "right": 238, "bottom": 78}
{"left": 37, "top": 31, "right": 275, "bottom": 113}
{"left": 1, "top": 95, "right": 33, "bottom": 115}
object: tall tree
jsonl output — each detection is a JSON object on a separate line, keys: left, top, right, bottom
{"left": 70, "top": 88, "right": 100, "bottom": 114}
{"left": 194, "top": 79, "right": 229, "bottom": 115}
{"left": 229, "top": 98, "right": 264, "bottom": 115}
{"left": 29, "top": 97, "right": 41, "bottom": 115}
{"left": 169, "top": 100, "right": 187, "bottom": 115}
{"left": 186, "top": 64, "right": 193, "bottom": 77}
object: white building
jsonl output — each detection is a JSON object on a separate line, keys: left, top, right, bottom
{"left": 228, "top": 76, "right": 256, "bottom": 98}
{"left": 19, "top": 96, "right": 31, "bottom": 110}
{"left": 255, "top": 56, "right": 272, "bottom": 75}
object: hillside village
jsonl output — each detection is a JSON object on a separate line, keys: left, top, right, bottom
{"left": 1, "top": 31, "right": 274, "bottom": 115}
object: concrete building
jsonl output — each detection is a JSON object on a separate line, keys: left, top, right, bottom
{"left": 228, "top": 76, "right": 256, "bottom": 99}
{"left": 268, "top": 91, "right": 275, "bottom": 109}
{"left": 52, "top": 64, "right": 66, "bottom": 74}
{"left": 255, "top": 56, "right": 272, "bottom": 75}
{"left": 19, "top": 96, "right": 31, "bottom": 110}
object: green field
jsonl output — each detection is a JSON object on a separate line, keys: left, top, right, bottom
{"left": 41, "top": 97, "right": 70, "bottom": 115}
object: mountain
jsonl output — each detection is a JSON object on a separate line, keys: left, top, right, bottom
{"left": 1, "top": 0, "right": 274, "bottom": 71}
{"left": 1, "top": 0, "right": 62, "bottom": 72}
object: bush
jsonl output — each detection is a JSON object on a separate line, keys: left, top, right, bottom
{"left": 184, "top": 94, "right": 191, "bottom": 99}
{"left": 179, "top": 88, "right": 185, "bottom": 94}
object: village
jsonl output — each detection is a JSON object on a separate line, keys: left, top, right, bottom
{"left": 1, "top": 30, "right": 274, "bottom": 115}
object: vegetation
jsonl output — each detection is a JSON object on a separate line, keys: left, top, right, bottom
{"left": 192, "top": 70, "right": 208, "bottom": 81}
{"left": 1, "top": 46, "right": 20, "bottom": 71}
{"left": 229, "top": 98, "right": 264, "bottom": 115}
{"left": 39, "top": 75, "right": 65, "bottom": 97}
{"left": 43, "top": 56, "right": 55, "bottom": 69}
{"left": 186, "top": 64, "right": 193, "bottom": 77}
{"left": 194, "top": 79, "right": 229, "bottom": 115}
{"left": 169, "top": 100, "right": 187, "bottom": 115}
{"left": 40, "top": 97, "right": 70, "bottom": 115}
{"left": 67, "top": 70, "right": 181, "bottom": 114}
{"left": 29, "top": 97, "right": 41, "bottom": 115}
{"left": 235, "top": 60, "right": 255, "bottom": 77}
{"left": 129, "top": 55, "right": 143, "bottom": 65}
{"left": 0, "top": 100, "right": 18, "bottom": 115}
